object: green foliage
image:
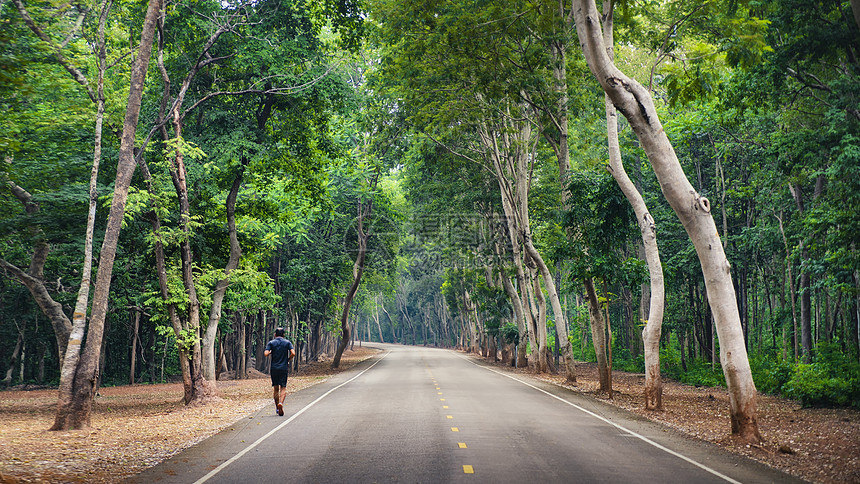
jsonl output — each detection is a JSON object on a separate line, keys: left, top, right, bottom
{"left": 659, "top": 336, "right": 726, "bottom": 387}
{"left": 288, "top": 320, "right": 311, "bottom": 345}
{"left": 3, "top": 0, "right": 860, "bottom": 400}
{"left": 475, "top": 281, "right": 510, "bottom": 335}
{"left": 561, "top": 170, "right": 636, "bottom": 283}
{"left": 612, "top": 348, "right": 645, "bottom": 373}
{"left": 783, "top": 364, "right": 858, "bottom": 408}
{"left": 749, "top": 355, "right": 794, "bottom": 395}
{"left": 500, "top": 322, "right": 519, "bottom": 346}
{"left": 750, "top": 343, "right": 860, "bottom": 408}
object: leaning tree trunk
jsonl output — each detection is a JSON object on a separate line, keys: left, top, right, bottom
{"left": 203, "top": 166, "right": 244, "bottom": 380}
{"left": 381, "top": 304, "right": 398, "bottom": 344}
{"left": 155, "top": 15, "right": 230, "bottom": 392}
{"left": 333, "top": 199, "right": 372, "bottom": 368}
{"left": 9, "top": 0, "right": 110, "bottom": 378}
{"left": 0, "top": 175, "right": 72, "bottom": 359}
{"left": 479, "top": 117, "right": 534, "bottom": 369}
{"left": 374, "top": 295, "right": 386, "bottom": 343}
{"left": 499, "top": 258, "right": 529, "bottom": 365}
{"left": 584, "top": 277, "right": 611, "bottom": 393}
{"left": 56, "top": 0, "right": 111, "bottom": 421}
{"left": 524, "top": 238, "right": 577, "bottom": 382}
{"left": 533, "top": 269, "right": 549, "bottom": 371}
{"left": 169, "top": 105, "right": 217, "bottom": 404}
{"left": 139, "top": 159, "right": 193, "bottom": 403}
{"left": 463, "top": 289, "right": 481, "bottom": 353}
{"left": 51, "top": 0, "right": 161, "bottom": 430}
{"left": 573, "top": 0, "right": 761, "bottom": 442}
{"left": 495, "top": 241, "right": 529, "bottom": 367}
{"left": 3, "top": 331, "right": 23, "bottom": 387}
{"left": 601, "top": 0, "right": 664, "bottom": 410}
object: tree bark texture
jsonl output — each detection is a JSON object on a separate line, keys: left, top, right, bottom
{"left": 524, "top": 239, "right": 577, "bottom": 381}
{"left": 333, "top": 199, "right": 372, "bottom": 368}
{"left": 478, "top": 108, "right": 575, "bottom": 378}
{"left": 56, "top": 0, "right": 112, "bottom": 427}
{"left": 601, "top": 0, "right": 664, "bottom": 410}
{"left": 573, "top": 0, "right": 761, "bottom": 441}
{"left": 463, "top": 289, "right": 480, "bottom": 353}
{"left": 584, "top": 277, "right": 611, "bottom": 393}
{"left": 203, "top": 166, "right": 244, "bottom": 380}
{"left": 52, "top": 0, "right": 161, "bottom": 430}
{"left": 374, "top": 295, "right": 386, "bottom": 343}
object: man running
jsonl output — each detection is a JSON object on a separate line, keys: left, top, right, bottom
{"left": 264, "top": 327, "right": 295, "bottom": 416}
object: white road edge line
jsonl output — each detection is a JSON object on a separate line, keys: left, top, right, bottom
{"left": 469, "top": 359, "right": 742, "bottom": 484}
{"left": 194, "top": 351, "right": 390, "bottom": 484}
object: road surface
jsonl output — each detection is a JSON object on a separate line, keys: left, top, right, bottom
{"left": 129, "top": 344, "right": 802, "bottom": 483}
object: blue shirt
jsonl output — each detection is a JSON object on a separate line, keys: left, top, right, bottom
{"left": 265, "top": 337, "right": 294, "bottom": 371}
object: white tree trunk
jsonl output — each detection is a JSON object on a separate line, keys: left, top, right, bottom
{"left": 60, "top": 0, "right": 110, "bottom": 397}
{"left": 523, "top": 239, "right": 577, "bottom": 381}
{"left": 573, "top": 0, "right": 760, "bottom": 441}
{"left": 601, "top": 0, "right": 664, "bottom": 410}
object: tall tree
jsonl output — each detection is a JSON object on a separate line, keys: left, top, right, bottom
{"left": 572, "top": 0, "right": 761, "bottom": 441}
{"left": 600, "top": 0, "right": 665, "bottom": 410}
{"left": 52, "top": 0, "right": 161, "bottom": 430}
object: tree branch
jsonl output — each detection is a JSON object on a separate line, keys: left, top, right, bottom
{"left": 11, "top": 0, "right": 96, "bottom": 102}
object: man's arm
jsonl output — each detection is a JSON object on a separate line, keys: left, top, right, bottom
{"left": 264, "top": 349, "right": 272, "bottom": 357}
{"left": 289, "top": 348, "right": 296, "bottom": 360}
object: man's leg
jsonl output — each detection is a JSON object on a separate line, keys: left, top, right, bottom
{"left": 272, "top": 386, "right": 279, "bottom": 407}
{"left": 276, "top": 387, "right": 284, "bottom": 416}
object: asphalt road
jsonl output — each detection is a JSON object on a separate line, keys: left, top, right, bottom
{"left": 129, "top": 344, "right": 803, "bottom": 483}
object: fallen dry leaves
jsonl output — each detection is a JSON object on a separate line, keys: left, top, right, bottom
{"left": 0, "top": 346, "right": 379, "bottom": 483}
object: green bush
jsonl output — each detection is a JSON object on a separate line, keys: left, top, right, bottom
{"left": 783, "top": 363, "right": 856, "bottom": 407}
{"left": 612, "top": 348, "right": 645, "bottom": 373}
{"left": 660, "top": 343, "right": 726, "bottom": 388}
{"left": 750, "top": 355, "right": 793, "bottom": 395}
{"left": 677, "top": 361, "right": 726, "bottom": 387}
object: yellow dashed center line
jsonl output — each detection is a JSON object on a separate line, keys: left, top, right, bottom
{"left": 431, "top": 381, "right": 470, "bottom": 474}
{"left": 432, "top": 385, "right": 470, "bottom": 475}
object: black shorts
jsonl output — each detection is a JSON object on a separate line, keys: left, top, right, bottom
{"left": 271, "top": 368, "right": 289, "bottom": 387}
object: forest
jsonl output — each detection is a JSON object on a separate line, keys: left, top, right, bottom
{"left": 1, "top": 0, "right": 859, "bottom": 441}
